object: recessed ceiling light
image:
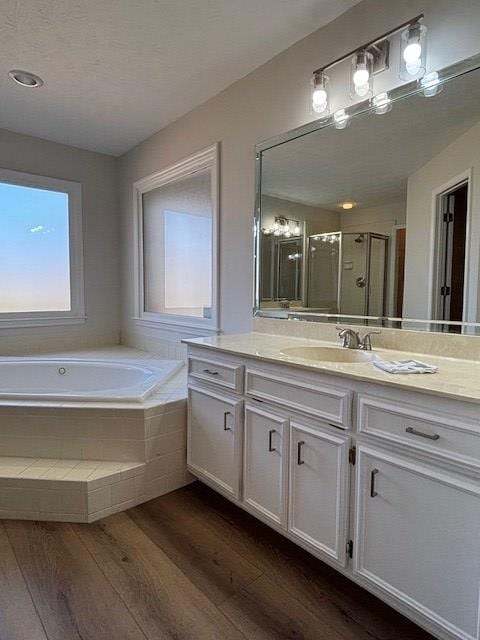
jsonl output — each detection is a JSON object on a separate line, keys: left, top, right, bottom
{"left": 8, "top": 69, "right": 44, "bottom": 88}
{"left": 341, "top": 202, "right": 355, "bottom": 210}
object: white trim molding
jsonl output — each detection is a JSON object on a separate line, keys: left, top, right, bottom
{"left": 0, "top": 167, "right": 85, "bottom": 329}
{"left": 132, "top": 143, "right": 220, "bottom": 333}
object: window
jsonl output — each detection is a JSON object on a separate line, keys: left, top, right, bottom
{"left": 134, "top": 145, "right": 219, "bottom": 331}
{"left": 0, "top": 169, "right": 84, "bottom": 327}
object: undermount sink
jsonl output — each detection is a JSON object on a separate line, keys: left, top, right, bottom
{"left": 280, "top": 346, "right": 378, "bottom": 363}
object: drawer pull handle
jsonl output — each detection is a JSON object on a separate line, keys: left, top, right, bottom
{"left": 297, "top": 441, "right": 305, "bottom": 465}
{"left": 405, "top": 426, "right": 440, "bottom": 441}
{"left": 203, "top": 369, "right": 219, "bottom": 375}
{"left": 268, "top": 429, "right": 276, "bottom": 452}
{"left": 223, "top": 411, "right": 232, "bottom": 431}
{"left": 370, "top": 468, "right": 379, "bottom": 498}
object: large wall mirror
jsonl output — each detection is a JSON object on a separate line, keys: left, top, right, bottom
{"left": 254, "top": 56, "right": 480, "bottom": 334}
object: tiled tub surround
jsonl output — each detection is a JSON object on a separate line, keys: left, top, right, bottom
{"left": 0, "top": 348, "right": 190, "bottom": 522}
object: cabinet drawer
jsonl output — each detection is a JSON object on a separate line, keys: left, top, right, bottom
{"left": 188, "top": 356, "right": 244, "bottom": 393}
{"left": 358, "top": 394, "right": 480, "bottom": 471}
{"left": 246, "top": 368, "right": 352, "bottom": 428}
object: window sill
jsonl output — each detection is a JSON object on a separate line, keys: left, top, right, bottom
{"left": 133, "top": 316, "right": 220, "bottom": 336}
{"left": 0, "top": 315, "right": 87, "bottom": 329}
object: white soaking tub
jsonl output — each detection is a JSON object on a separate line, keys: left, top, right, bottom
{"left": 0, "top": 358, "right": 183, "bottom": 402}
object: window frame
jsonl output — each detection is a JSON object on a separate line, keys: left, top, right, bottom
{"left": 133, "top": 144, "right": 219, "bottom": 333}
{"left": 0, "top": 167, "right": 85, "bottom": 328}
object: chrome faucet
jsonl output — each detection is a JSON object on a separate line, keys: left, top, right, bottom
{"left": 336, "top": 327, "right": 381, "bottom": 351}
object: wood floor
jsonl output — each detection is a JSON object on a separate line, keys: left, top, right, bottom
{"left": 0, "top": 481, "right": 435, "bottom": 640}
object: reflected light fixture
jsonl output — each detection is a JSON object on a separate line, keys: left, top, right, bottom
{"left": 399, "top": 22, "right": 427, "bottom": 80}
{"left": 372, "top": 91, "right": 392, "bottom": 114}
{"left": 263, "top": 217, "right": 301, "bottom": 237}
{"left": 8, "top": 69, "right": 44, "bottom": 88}
{"left": 334, "top": 109, "right": 349, "bottom": 129}
{"left": 311, "top": 70, "right": 330, "bottom": 117}
{"left": 341, "top": 202, "right": 355, "bottom": 210}
{"left": 420, "top": 71, "right": 443, "bottom": 97}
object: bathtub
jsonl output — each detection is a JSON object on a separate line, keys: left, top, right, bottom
{"left": 0, "top": 358, "right": 183, "bottom": 402}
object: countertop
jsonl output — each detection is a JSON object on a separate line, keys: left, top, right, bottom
{"left": 183, "top": 333, "right": 480, "bottom": 405}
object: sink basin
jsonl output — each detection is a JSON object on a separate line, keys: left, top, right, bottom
{"left": 280, "top": 346, "right": 378, "bottom": 363}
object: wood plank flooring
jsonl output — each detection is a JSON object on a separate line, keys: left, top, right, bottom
{"left": 0, "top": 481, "right": 435, "bottom": 640}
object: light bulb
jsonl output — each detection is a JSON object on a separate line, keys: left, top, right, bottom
{"left": 341, "top": 202, "right": 354, "bottom": 210}
{"left": 273, "top": 228, "right": 281, "bottom": 236}
{"left": 353, "top": 68, "right": 369, "bottom": 87}
{"left": 421, "top": 71, "right": 443, "bottom": 97}
{"left": 372, "top": 92, "right": 392, "bottom": 114}
{"left": 351, "top": 50, "right": 373, "bottom": 99}
{"left": 311, "top": 71, "right": 329, "bottom": 116}
{"left": 334, "top": 109, "right": 349, "bottom": 129}
{"left": 312, "top": 88, "right": 327, "bottom": 108}
{"left": 403, "top": 42, "right": 422, "bottom": 64}
{"left": 293, "top": 224, "right": 301, "bottom": 236}
{"left": 400, "top": 23, "right": 427, "bottom": 80}
{"left": 284, "top": 230, "right": 292, "bottom": 238}
{"left": 405, "top": 59, "right": 422, "bottom": 76}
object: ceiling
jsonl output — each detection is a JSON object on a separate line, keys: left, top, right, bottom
{"left": 261, "top": 68, "right": 480, "bottom": 211}
{"left": 0, "top": 0, "right": 360, "bottom": 156}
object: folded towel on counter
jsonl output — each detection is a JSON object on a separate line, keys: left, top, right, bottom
{"left": 373, "top": 359, "right": 438, "bottom": 374}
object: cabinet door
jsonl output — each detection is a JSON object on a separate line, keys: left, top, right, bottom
{"left": 243, "top": 403, "right": 288, "bottom": 527}
{"left": 289, "top": 421, "right": 349, "bottom": 567}
{"left": 354, "top": 446, "right": 480, "bottom": 640}
{"left": 187, "top": 386, "right": 243, "bottom": 499}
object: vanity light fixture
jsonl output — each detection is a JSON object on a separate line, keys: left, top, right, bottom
{"left": 334, "top": 109, "right": 349, "bottom": 129}
{"left": 8, "top": 69, "right": 44, "bottom": 88}
{"left": 312, "top": 70, "right": 330, "bottom": 117}
{"left": 399, "top": 21, "right": 427, "bottom": 80}
{"left": 372, "top": 91, "right": 392, "bottom": 114}
{"left": 351, "top": 50, "right": 374, "bottom": 99}
{"left": 420, "top": 71, "right": 443, "bottom": 97}
{"left": 263, "top": 217, "right": 301, "bottom": 237}
{"left": 310, "top": 15, "right": 426, "bottom": 121}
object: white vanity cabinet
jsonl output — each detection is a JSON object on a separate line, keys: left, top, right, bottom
{"left": 243, "top": 402, "right": 288, "bottom": 527}
{"left": 187, "top": 386, "right": 243, "bottom": 499}
{"left": 354, "top": 446, "right": 480, "bottom": 640}
{"left": 186, "top": 344, "right": 480, "bottom": 640}
{"left": 289, "top": 420, "right": 350, "bottom": 567}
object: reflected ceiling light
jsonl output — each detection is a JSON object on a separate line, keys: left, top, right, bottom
{"left": 399, "top": 22, "right": 427, "bottom": 80}
{"left": 420, "top": 71, "right": 443, "bottom": 97}
{"left": 311, "top": 70, "right": 330, "bottom": 118}
{"left": 372, "top": 92, "right": 392, "bottom": 114}
{"left": 351, "top": 50, "right": 374, "bottom": 99}
{"left": 334, "top": 109, "right": 349, "bottom": 129}
{"left": 341, "top": 202, "right": 355, "bottom": 210}
{"left": 8, "top": 69, "right": 44, "bottom": 88}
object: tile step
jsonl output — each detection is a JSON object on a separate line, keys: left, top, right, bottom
{"left": 0, "top": 456, "right": 145, "bottom": 489}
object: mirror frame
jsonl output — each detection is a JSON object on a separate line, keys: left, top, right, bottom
{"left": 253, "top": 53, "right": 480, "bottom": 333}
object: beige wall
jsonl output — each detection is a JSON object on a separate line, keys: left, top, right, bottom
{"left": 404, "top": 120, "right": 480, "bottom": 322}
{"left": 0, "top": 128, "right": 120, "bottom": 354}
{"left": 117, "top": 0, "right": 480, "bottom": 351}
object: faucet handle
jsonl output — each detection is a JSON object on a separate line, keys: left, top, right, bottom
{"left": 360, "top": 330, "right": 381, "bottom": 351}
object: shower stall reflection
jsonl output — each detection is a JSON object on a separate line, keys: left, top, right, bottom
{"left": 307, "top": 232, "right": 388, "bottom": 316}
